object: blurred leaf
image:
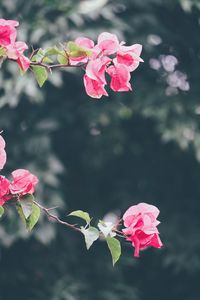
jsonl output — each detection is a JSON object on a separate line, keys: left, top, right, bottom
{"left": 81, "top": 226, "right": 100, "bottom": 249}
{"left": 0, "top": 206, "right": 4, "bottom": 217}
{"left": 67, "top": 41, "right": 92, "bottom": 57}
{"left": 0, "top": 47, "right": 6, "bottom": 57}
{"left": 45, "top": 46, "right": 62, "bottom": 56}
{"left": 16, "top": 202, "right": 26, "bottom": 226}
{"left": 32, "top": 65, "right": 48, "bottom": 87}
{"left": 16, "top": 202, "right": 40, "bottom": 231}
{"left": 106, "top": 237, "right": 121, "bottom": 266}
{"left": 32, "top": 49, "right": 46, "bottom": 62}
{"left": 20, "top": 194, "right": 34, "bottom": 219}
{"left": 26, "top": 204, "right": 40, "bottom": 231}
{"left": 57, "top": 51, "right": 69, "bottom": 64}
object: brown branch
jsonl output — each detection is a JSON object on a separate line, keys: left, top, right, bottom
{"left": 30, "top": 61, "right": 87, "bottom": 72}
{"left": 32, "top": 200, "right": 125, "bottom": 239}
{"left": 33, "top": 200, "right": 81, "bottom": 233}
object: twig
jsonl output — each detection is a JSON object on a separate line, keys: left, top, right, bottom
{"left": 33, "top": 200, "right": 81, "bottom": 233}
{"left": 30, "top": 61, "right": 87, "bottom": 72}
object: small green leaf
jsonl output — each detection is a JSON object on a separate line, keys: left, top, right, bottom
{"left": 0, "top": 47, "right": 7, "bottom": 57}
{"left": 106, "top": 237, "right": 121, "bottom": 266}
{"left": 67, "top": 41, "right": 92, "bottom": 58}
{"left": 16, "top": 202, "right": 40, "bottom": 231}
{"left": 19, "top": 68, "right": 26, "bottom": 76}
{"left": 68, "top": 210, "right": 91, "bottom": 224}
{"left": 32, "top": 65, "right": 48, "bottom": 87}
{"left": 57, "top": 51, "right": 68, "bottom": 64}
{"left": 81, "top": 226, "right": 99, "bottom": 250}
{"left": 26, "top": 204, "right": 40, "bottom": 231}
{"left": 42, "top": 56, "right": 53, "bottom": 64}
{"left": 31, "top": 48, "right": 45, "bottom": 62}
{"left": 20, "top": 194, "right": 33, "bottom": 219}
{"left": 45, "top": 46, "right": 61, "bottom": 56}
{"left": 16, "top": 202, "right": 26, "bottom": 225}
{"left": 32, "top": 48, "right": 53, "bottom": 64}
{"left": 0, "top": 206, "right": 4, "bottom": 218}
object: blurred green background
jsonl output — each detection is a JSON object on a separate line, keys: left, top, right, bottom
{"left": 0, "top": 0, "right": 200, "bottom": 299}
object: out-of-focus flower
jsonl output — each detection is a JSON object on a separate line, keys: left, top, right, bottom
{"left": 0, "top": 19, "right": 30, "bottom": 71}
{"left": 0, "top": 135, "right": 7, "bottom": 170}
{"left": 0, "top": 18, "right": 18, "bottom": 46}
{"left": 6, "top": 41, "right": 30, "bottom": 71}
{"left": 74, "top": 31, "right": 143, "bottom": 98}
{"left": 0, "top": 176, "right": 10, "bottom": 206}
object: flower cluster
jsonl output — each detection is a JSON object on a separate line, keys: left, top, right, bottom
{"left": 70, "top": 32, "right": 143, "bottom": 98}
{"left": 0, "top": 19, "right": 30, "bottom": 71}
{"left": 0, "top": 135, "right": 38, "bottom": 206}
{"left": 122, "top": 203, "right": 163, "bottom": 257}
{"left": 0, "top": 18, "right": 143, "bottom": 99}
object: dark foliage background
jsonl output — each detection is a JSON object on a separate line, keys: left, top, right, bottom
{"left": 0, "top": 0, "right": 200, "bottom": 299}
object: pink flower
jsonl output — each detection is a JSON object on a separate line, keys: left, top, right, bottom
{"left": 72, "top": 32, "right": 143, "bottom": 98}
{"left": 114, "top": 43, "right": 143, "bottom": 72}
{"left": 0, "top": 18, "right": 18, "bottom": 46}
{"left": 75, "top": 37, "right": 94, "bottom": 49}
{"left": 123, "top": 203, "right": 163, "bottom": 257}
{"left": 83, "top": 74, "right": 108, "bottom": 98}
{"left": 0, "top": 19, "right": 30, "bottom": 71}
{"left": 107, "top": 63, "right": 132, "bottom": 92}
{"left": 0, "top": 135, "right": 7, "bottom": 170}
{"left": 0, "top": 176, "right": 10, "bottom": 206}
{"left": 6, "top": 41, "right": 30, "bottom": 71}
{"left": 0, "top": 26, "right": 14, "bottom": 46}
{"left": 96, "top": 32, "right": 119, "bottom": 55}
{"left": 120, "top": 43, "right": 143, "bottom": 57}
{"left": 0, "top": 19, "right": 19, "bottom": 28}
{"left": 10, "top": 169, "right": 38, "bottom": 195}
{"left": 86, "top": 56, "right": 111, "bottom": 84}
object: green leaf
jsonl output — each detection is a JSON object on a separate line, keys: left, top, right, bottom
{"left": 106, "top": 237, "right": 121, "bottom": 266}
{"left": 32, "top": 48, "right": 53, "bottom": 64}
{"left": 67, "top": 41, "right": 92, "bottom": 58}
{"left": 42, "top": 56, "right": 53, "bottom": 64}
{"left": 0, "top": 206, "right": 4, "bottom": 218}
{"left": 32, "top": 65, "right": 48, "bottom": 87}
{"left": 81, "top": 226, "right": 99, "bottom": 250}
{"left": 20, "top": 194, "right": 33, "bottom": 219}
{"left": 68, "top": 210, "right": 91, "bottom": 224}
{"left": 16, "top": 202, "right": 40, "bottom": 232}
{"left": 31, "top": 48, "right": 45, "bottom": 62}
{"left": 45, "top": 46, "right": 61, "bottom": 56}
{"left": 57, "top": 51, "right": 68, "bottom": 64}
{"left": 0, "top": 47, "right": 6, "bottom": 57}
{"left": 16, "top": 202, "right": 26, "bottom": 225}
{"left": 26, "top": 203, "right": 40, "bottom": 231}
{"left": 19, "top": 68, "right": 26, "bottom": 76}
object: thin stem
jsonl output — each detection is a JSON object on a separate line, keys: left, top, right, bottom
{"left": 30, "top": 61, "right": 87, "bottom": 71}
{"left": 33, "top": 200, "right": 81, "bottom": 233}
{"left": 29, "top": 47, "right": 39, "bottom": 60}
{"left": 114, "top": 229, "right": 126, "bottom": 238}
